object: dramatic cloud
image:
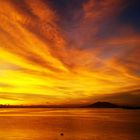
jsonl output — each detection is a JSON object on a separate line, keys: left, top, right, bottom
{"left": 0, "top": 0, "right": 139, "bottom": 105}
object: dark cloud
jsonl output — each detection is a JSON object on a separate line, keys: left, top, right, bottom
{"left": 118, "top": 0, "right": 140, "bottom": 30}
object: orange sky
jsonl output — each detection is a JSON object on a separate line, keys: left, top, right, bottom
{"left": 0, "top": 0, "right": 140, "bottom": 105}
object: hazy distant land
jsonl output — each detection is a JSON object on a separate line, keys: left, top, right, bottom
{"left": 0, "top": 102, "right": 140, "bottom": 109}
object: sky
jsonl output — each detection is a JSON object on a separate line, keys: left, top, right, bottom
{"left": 0, "top": 0, "right": 140, "bottom": 106}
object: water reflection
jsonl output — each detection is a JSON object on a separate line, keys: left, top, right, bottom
{"left": 0, "top": 108, "right": 140, "bottom": 140}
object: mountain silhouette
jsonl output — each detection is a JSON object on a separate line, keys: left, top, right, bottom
{"left": 87, "top": 101, "right": 119, "bottom": 108}
{"left": 86, "top": 101, "right": 140, "bottom": 109}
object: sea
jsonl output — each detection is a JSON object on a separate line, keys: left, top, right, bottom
{"left": 0, "top": 108, "right": 140, "bottom": 140}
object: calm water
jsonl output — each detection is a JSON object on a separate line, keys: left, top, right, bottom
{"left": 0, "top": 108, "right": 140, "bottom": 140}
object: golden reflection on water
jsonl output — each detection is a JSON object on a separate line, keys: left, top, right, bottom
{"left": 0, "top": 108, "right": 140, "bottom": 140}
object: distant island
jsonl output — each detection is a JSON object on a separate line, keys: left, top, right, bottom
{"left": 86, "top": 102, "right": 140, "bottom": 109}
{"left": 86, "top": 101, "right": 119, "bottom": 108}
{"left": 0, "top": 102, "right": 140, "bottom": 109}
